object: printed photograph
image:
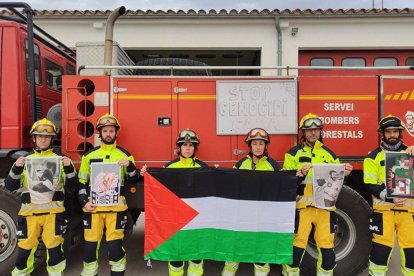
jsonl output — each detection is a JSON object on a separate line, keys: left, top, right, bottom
{"left": 313, "top": 164, "right": 345, "bottom": 210}
{"left": 386, "top": 152, "right": 414, "bottom": 198}
{"left": 90, "top": 162, "right": 121, "bottom": 206}
{"left": 25, "top": 157, "right": 61, "bottom": 204}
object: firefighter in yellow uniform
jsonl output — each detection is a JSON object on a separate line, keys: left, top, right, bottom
{"left": 5, "top": 118, "right": 77, "bottom": 276}
{"left": 141, "top": 129, "right": 207, "bottom": 276}
{"left": 282, "top": 113, "right": 352, "bottom": 276}
{"left": 364, "top": 115, "right": 414, "bottom": 276}
{"left": 78, "top": 114, "right": 138, "bottom": 276}
{"left": 222, "top": 128, "right": 281, "bottom": 276}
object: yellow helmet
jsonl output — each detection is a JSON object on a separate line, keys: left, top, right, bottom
{"left": 299, "top": 113, "right": 324, "bottom": 130}
{"left": 96, "top": 113, "right": 121, "bottom": 131}
{"left": 378, "top": 115, "right": 405, "bottom": 132}
{"left": 29, "top": 118, "right": 57, "bottom": 136}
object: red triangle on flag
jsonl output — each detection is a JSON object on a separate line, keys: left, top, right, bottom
{"left": 144, "top": 172, "right": 199, "bottom": 256}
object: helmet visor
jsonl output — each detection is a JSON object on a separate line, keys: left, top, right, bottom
{"left": 302, "top": 117, "right": 323, "bottom": 129}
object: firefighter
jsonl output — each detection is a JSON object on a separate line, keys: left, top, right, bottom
{"left": 78, "top": 114, "right": 138, "bottom": 276}
{"left": 141, "top": 129, "right": 207, "bottom": 276}
{"left": 4, "top": 118, "right": 77, "bottom": 276}
{"left": 281, "top": 113, "right": 353, "bottom": 276}
{"left": 222, "top": 127, "right": 281, "bottom": 276}
{"left": 364, "top": 115, "right": 414, "bottom": 276}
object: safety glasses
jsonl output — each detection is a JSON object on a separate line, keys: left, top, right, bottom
{"left": 303, "top": 117, "right": 323, "bottom": 128}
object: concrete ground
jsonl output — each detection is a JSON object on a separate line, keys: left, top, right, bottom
{"left": 33, "top": 213, "right": 402, "bottom": 276}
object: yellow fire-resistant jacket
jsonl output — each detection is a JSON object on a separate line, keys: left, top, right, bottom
{"left": 234, "top": 153, "right": 280, "bottom": 171}
{"left": 5, "top": 148, "right": 77, "bottom": 216}
{"left": 164, "top": 156, "right": 208, "bottom": 169}
{"left": 283, "top": 140, "right": 339, "bottom": 209}
{"left": 364, "top": 146, "right": 414, "bottom": 212}
{"left": 78, "top": 142, "right": 138, "bottom": 213}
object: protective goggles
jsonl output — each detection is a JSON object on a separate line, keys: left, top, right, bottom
{"left": 98, "top": 116, "right": 118, "bottom": 126}
{"left": 302, "top": 117, "right": 323, "bottom": 129}
{"left": 34, "top": 124, "right": 56, "bottom": 133}
{"left": 179, "top": 130, "right": 197, "bottom": 139}
{"left": 247, "top": 128, "right": 268, "bottom": 138}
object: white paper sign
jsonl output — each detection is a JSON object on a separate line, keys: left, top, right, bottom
{"left": 26, "top": 157, "right": 61, "bottom": 204}
{"left": 90, "top": 162, "right": 121, "bottom": 206}
{"left": 216, "top": 80, "right": 297, "bottom": 134}
{"left": 312, "top": 164, "right": 345, "bottom": 210}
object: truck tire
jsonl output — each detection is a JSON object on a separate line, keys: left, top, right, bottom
{"left": 0, "top": 187, "right": 47, "bottom": 275}
{"left": 300, "top": 185, "right": 371, "bottom": 276}
{"left": 134, "top": 58, "right": 211, "bottom": 76}
{"left": 0, "top": 187, "right": 20, "bottom": 275}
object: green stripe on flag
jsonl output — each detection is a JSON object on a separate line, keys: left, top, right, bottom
{"left": 145, "top": 228, "right": 293, "bottom": 264}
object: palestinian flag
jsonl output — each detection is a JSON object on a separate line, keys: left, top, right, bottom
{"left": 144, "top": 167, "right": 297, "bottom": 264}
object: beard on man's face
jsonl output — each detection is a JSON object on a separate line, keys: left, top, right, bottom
{"left": 102, "top": 134, "right": 116, "bottom": 144}
{"left": 383, "top": 136, "right": 400, "bottom": 145}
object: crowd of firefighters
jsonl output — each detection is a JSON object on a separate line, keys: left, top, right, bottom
{"left": 4, "top": 111, "right": 414, "bottom": 276}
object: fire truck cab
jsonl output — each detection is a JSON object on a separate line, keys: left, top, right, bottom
{"left": 0, "top": 3, "right": 76, "bottom": 274}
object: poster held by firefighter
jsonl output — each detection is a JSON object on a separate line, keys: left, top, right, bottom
{"left": 313, "top": 164, "right": 345, "bottom": 210}
{"left": 90, "top": 162, "right": 121, "bottom": 206}
{"left": 25, "top": 157, "right": 61, "bottom": 204}
{"left": 386, "top": 152, "right": 414, "bottom": 198}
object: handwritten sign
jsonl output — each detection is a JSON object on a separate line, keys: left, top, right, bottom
{"left": 216, "top": 80, "right": 297, "bottom": 134}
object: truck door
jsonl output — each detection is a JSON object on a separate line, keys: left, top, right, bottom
{"left": 381, "top": 76, "right": 414, "bottom": 146}
{"left": 176, "top": 80, "right": 235, "bottom": 165}
{"left": 113, "top": 78, "right": 173, "bottom": 166}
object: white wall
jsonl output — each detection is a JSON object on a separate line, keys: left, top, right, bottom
{"left": 35, "top": 15, "right": 414, "bottom": 76}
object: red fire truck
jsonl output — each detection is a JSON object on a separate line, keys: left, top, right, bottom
{"left": 0, "top": 3, "right": 76, "bottom": 274}
{"left": 59, "top": 8, "right": 414, "bottom": 275}
{"left": 2, "top": 4, "right": 414, "bottom": 276}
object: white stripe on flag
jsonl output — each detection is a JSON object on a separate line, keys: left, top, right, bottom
{"left": 182, "top": 197, "right": 295, "bottom": 233}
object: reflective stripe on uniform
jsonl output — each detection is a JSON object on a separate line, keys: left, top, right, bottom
{"left": 364, "top": 172, "right": 378, "bottom": 180}
{"left": 169, "top": 261, "right": 184, "bottom": 276}
{"left": 9, "top": 170, "right": 21, "bottom": 180}
{"left": 254, "top": 263, "right": 270, "bottom": 276}
{"left": 369, "top": 260, "right": 388, "bottom": 276}
{"left": 46, "top": 259, "right": 66, "bottom": 276}
{"left": 188, "top": 260, "right": 204, "bottom": 276}
{"left": 81, "top": 260, "right": 99, "bottom": 276}
{"left": 19, "top": 201, "right": 64, "bottom": 214}
{"left": 79, "top": 188, "right": 88, "bottom": 195}
{"left": 373, "top": 198, "right": 414, "bottom": 209}
{"left": 12, "top": 247, "right": 37, "bottom": 276}
{"left": 222, "top": 261, "right": 239, "bottom": 276}
{"left": 128, "top": 170, "right": 137, "bottom": 177}
{"left": 402, "top": 266, "right": 414, "bottom": 276}
{"left": 66, "top": 171, "right": 76, "bottom": 179}
{"left": 78, "top": 171, "right": 89, "bottom": 180}
{"left": 281, "top": 264, "right": 300, "bottom": 276}
{"left": 109, "top": 254, "right": 127, "bottom": 272}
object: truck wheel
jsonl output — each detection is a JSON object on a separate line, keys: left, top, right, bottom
{"left": 134, "top": 58, "right": 211, "bottom": 76}
{"left": 300, "top": 185, "right": 371, "bottom": 276}
{"left": 0, "top": 187, "right": 20, "bottom": 275}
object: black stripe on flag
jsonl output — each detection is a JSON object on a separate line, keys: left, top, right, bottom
{"left": 147, "top": 167, "right": 298, "bottom": 202}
